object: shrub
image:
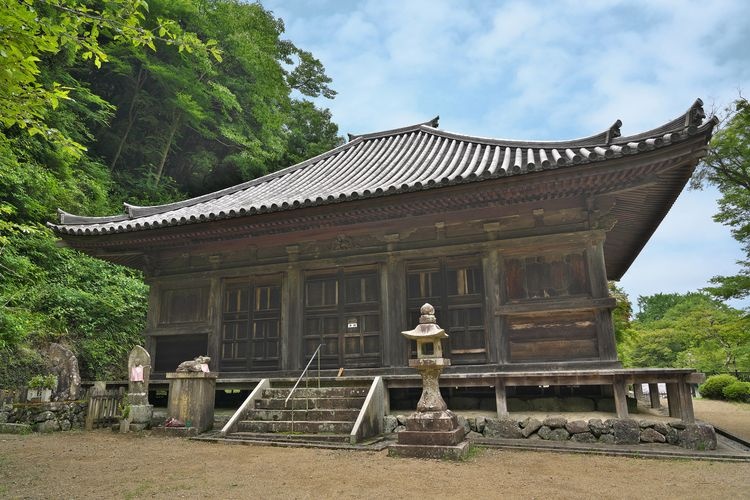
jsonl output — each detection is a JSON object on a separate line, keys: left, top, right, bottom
{"left": 28, "top": 374, "right": 57, "bottom": 390}
{"left": 699, "top": 374, "right": 739, "bottom": 399}
{"left": 722, "top": 381, "right": 750, "bottom": 402}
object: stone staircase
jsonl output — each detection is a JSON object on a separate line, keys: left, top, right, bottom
{"left": 218, "top": 381, "right": 375, "bottom": 446}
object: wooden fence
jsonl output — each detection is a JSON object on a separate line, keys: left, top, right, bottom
{"left": 84, "top": 386, "right": 125, "bottom": 430}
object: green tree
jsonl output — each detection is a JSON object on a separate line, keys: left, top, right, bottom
{"left": 621, "top": 292, "right": 750, "bottom": 374}
{"left": 0, "top": 0, "right": 220, "bottom": 155}
{"left": 693, "top": 98, "right": 750, "bottom": 300}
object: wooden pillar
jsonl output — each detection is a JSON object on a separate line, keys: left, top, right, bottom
{"left": 495, "top": 378, "right": 508, "bottom": 418}
{"left": 482, "top": 250, "right": 502, "bottom": 363}
{"left": 666, "top": 383, "right": 682, "bottom": 419}
{"left": 384, "top": 254, "right": 407, "bottom": 367}
{"left": 282, "top": 246, "right": 302, "bottom": 370}
{"left": 633, "top": 382, "right": 644, "bottom": 401}
{"left": 612, "top": 376, "right": 629, "bottom": 418}
{"left": 648, "top": 383, "right": 661, "bottom": 409}
{"left": 678, "top": 380, "right": 695, "bottom": 423}
{"left": 206, "top": 276, "right": 222, "bottom": 368}
{"left": 586, "top": 237, "right": 618, "bottom": 361}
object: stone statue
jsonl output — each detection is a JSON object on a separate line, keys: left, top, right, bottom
{"left": 126, "top": 345, "right": 153, "bottom": 431}
{"left": 45, "top": 343, "right": 81, "bottom": 401}
{"left": 176, "top": 356, "right": 211, "bottom": 373}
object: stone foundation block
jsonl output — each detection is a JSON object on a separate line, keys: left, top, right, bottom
{"left": 388, "top": 441, "right": 470, "bottom": 460}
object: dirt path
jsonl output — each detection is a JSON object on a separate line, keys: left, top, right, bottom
{"left": 1, "top": 432, "right": 748, "bottom": 500}
{"left": 694, "top": 398, "right": 750, "bottom": 440}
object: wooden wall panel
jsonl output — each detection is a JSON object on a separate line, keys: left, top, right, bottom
{"left": 158, "top": 286, "right": 209, "bottom": 325}
{"left": 507, "top": 310, "right": 599, "bottom": 362}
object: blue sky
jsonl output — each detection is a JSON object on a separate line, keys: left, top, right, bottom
{"left": 265, "top": 0, "right": 750, "bottom": 308}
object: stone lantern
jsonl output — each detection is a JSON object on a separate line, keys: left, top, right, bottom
{"left": 388, "top": 303, "right": 469, "bottom": 460}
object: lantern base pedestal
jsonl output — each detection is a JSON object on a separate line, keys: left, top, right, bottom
{"left": 388, "top": 409, "right": 470, "bottom": 460}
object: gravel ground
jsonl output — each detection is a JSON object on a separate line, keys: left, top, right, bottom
{"left": 1, "top": 397, "right": 748, "bottom": 499}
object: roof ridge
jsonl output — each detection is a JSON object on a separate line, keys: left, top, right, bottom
{"left": 121, "top": 137, "right": 360, "bottom": 219}
{"left": 616, "top": 98, "right": 708, "bottom": 143}
{"left": 347, "top": 116, "right": 440, "bottom": 141}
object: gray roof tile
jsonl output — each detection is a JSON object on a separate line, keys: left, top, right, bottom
{"left": 50, "top": 99, "right": 716, "bottom": 236}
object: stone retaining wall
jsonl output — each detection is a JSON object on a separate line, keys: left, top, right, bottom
{"left": 384, "top": 415, "right": 717, "bottom": 450}
{"left": 0, "top": 402, "right": 88, "bottom": 432}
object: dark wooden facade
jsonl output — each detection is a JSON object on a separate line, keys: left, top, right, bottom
{"left": 50, "top": 101, "right": 717, "bottom": 383}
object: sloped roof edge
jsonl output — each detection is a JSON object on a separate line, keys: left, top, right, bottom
{"left": 49, "top": 99, "right": 716, "bottom": 234}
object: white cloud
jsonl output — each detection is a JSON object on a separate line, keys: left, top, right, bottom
{"left": 264, "top": 0, "right": 750, "bottom": 306}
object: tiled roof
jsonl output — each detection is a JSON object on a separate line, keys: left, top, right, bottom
{"left": 50, "top": 99, "right": 716, "bottom": 236}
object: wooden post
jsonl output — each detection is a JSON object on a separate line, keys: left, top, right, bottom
{"left": 482, "top": 250, "right": 502, "bottom": 363}
{"left": 648, "top": 383, "right": 661, "bottom": 409}
{"left": 206, "top": 276, "right": 221, "bottom": 367}
{"left": 282, "top": 256, "right": 302, "bottom": 371}
{"left": 495, "top": 378, "right": 508, "bottom": 418}
{"left": 612, "top": 377, "right": 629, "bottom": 418}
{"left": 666, "top": 383, "right": 682, "bottom": 419}
{"left": 678, "top": 380, "right": 695, "bottom": 423}
{"left": 633, "top": 383, "right": 644, "bottom": 402}
{"left": 586, "top": 238, "right": 618, "bottom": 361}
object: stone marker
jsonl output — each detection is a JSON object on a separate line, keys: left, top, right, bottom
{"left": 126, "top": 346, "right": 153, "bottom": 431}
{"left": 45, "top": 343, "right": 81, "bottom": 401}
{"left": 388, "top": 304, "right": 469, "bottom": 460}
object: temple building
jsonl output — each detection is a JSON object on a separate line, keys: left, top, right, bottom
{"left": 50, "top": 99, "right": 716, "bottom": 423}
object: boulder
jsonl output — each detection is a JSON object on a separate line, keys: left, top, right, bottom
{"left": 677, "top": 423, "right": 717, "bottom": 450}
{"left": 466, "top": 431, "right": 484, "bottom": 440}
{"left": 542, "top": 416, "right": 567, "bottom": 429}
{"left": 665, "top": 427, "right": 679, "bottom": 445}
{"left": 565, "top": 419, "right": 589, "bottom": 434}
{"left": 394, "top": 425, "right": 406, "bottom": 433}
{"left": 653, "top": 422, "right": 670, "bottom": 436}
{"left": 34, "top": 411, "right": 55, "bottom": 423}
{"left": 571, "top": 432, "right": 597, "bottom": 443}
{"left": 396, "top": 414, "right": 408, "bottom": 426}
{"left": 474, "top": 416, "right": 487, "bottom": 434}
{"left": 587, "top": 418, "right": 611, "bottom": 437}
{"left": 537, "top": 426, "right": 553, "bottom": 440}
{"left": 547, "top": 428, "right": 570, "bottom": 441}
{"left": 457, "top": 415, "right": 471, "bottom": 434}
{"left": 640, "top": 428, "right": 666, "bottom": 443}
{"left": 639, "top": 420, "right": 657, "bottom": 429}
{"left": 598, "top": 434, "right": 616, "bottom": 444}
{"left": 484, "top": 418, "right": 523, "bottom": 439}
{"left": 521, "top": 417, "right": 542, "bottom": 438}
{"left": 383, "top": 415, "right": 398, "bottom": 433}
{"left": 36, "top": 419, "right": 60, "bottom": 433}
{"left": 612, "top": 419, "right": 640, "bottom": 445}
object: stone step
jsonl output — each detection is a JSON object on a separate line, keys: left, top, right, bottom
{"left": 244, "top": 408, "right": 361, "bottom": 422}
{"left": 226, "top": 431, "right": 352, "bottom": 444}
{"left": 262, "top": 386, "right": 369, "bottom": 399}
{"left": 237, "top": 419, "right": 354, "bottom": 434}
{"left": 255, "top": 397, "right": 365, "bottom": 410}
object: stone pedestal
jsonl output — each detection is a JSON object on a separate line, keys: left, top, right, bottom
{"left": 388, "top": 357, "right": 469, "bottom": 460}
{"left": 166, "top": 372, "right": 217, "bottom": 433}
{"left": 128, "top": 403, "right": 153, "bottom": 431}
